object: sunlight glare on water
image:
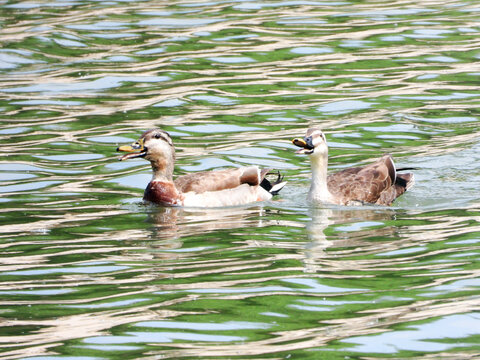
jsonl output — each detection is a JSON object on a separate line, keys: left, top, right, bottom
{"left": 1, "top": 0, "right": 480, "bottom": 359}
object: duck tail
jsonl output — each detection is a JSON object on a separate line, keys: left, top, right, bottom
{"left": 396, "top": 167, "right": 418, "bottom": 172}
{"left": 260, "top": 170, "right": 287, "bottom": 196}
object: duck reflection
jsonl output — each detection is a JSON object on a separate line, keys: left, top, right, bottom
{"left": 137, "top": 196, "right": 399, "bottom": 272}
{"left": 303, "top": 205, "right": 397, "bottom": 273}
{"left": 144, "top": 204, "right": 271, "bottom": 240}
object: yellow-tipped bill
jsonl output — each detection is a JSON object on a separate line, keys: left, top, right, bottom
{"left": 292, "top": 138, "right": 307, "bottom": 147}
{"left": 117, "top": 139, "right": 146, "bottom": 161}
{"left": 292, "top": 137, "right": 314, "bottom": 155}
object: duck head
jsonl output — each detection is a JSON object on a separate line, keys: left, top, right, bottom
{"left": 292, "top": 128, "right": 328, "bottom": 157}
{"left": 117, "top": 129, "right": 176, "bottom": 180}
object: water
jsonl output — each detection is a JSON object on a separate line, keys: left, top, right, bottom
{"left": 1, "top": 0, "right": 480, "bottom": 359}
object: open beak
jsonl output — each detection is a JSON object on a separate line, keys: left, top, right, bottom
{"left": 292, "top": 137, "right": 314, "bottom": 155}
{"left": 117, "top": 139, "right": 146, "bottom": 161}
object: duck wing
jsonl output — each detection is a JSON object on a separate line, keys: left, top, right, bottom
{"left": 174, "top": 166, "right": 266, "bottom": 194}
{"left": 327, "top": 155, "right": 397, "bottom": 205}
{"left": 375, "top": 171, "right": 415, "bottom": 205}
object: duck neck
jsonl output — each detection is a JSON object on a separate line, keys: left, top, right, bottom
{"left": 150, "top": 158, "right": 175, "bottom": 183}
{"left": 308, "top": 151, "right": 332, "bottom": 202}
{"left": 145, "top": 158, "right": 182, "bottom": 205}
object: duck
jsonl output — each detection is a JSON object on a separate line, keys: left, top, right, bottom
{"left": 117, "top": 129, "right": 286, "bottom": 207}
{"left": 292, "top": 128, "right": 414, "bottom": 206}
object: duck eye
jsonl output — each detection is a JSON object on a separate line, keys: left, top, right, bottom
{"left": 154, "top": 133, "right": 161, "bottom": 139}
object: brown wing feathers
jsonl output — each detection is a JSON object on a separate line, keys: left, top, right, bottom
{"left": 174, "top": 166, "right": 263, "bottom": 194}
{"left": 327, "top": 155, "right": 411, "bottom": 205}
{"left": 240, "top": 166, "right": 262, "bottom": 186}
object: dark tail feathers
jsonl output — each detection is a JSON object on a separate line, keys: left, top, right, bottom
{"left": 397, "top": 167, "right": 418, "bottom": 172}
{"left": 260, "top": 171, "right": 287, "bottom": 196}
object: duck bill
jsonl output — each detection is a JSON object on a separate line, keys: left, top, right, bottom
{"left": 117, "top": 140, "right": 146, "bottom": 161}
{"left": 292, "top": 138, "right": 314, "bottom": 155}
{"left": 295, "top": 148, "right": 313, "bottom": 154}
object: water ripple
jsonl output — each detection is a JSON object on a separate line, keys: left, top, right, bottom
{"left": 1, "top": 0, "right": 480, "bottom": 359}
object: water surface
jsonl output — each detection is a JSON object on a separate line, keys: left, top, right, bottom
{"left": 1, "top": 0, "right": 480, "bottom": 359}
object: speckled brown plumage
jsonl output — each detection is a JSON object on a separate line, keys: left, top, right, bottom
{"left": 293, "top": 128, "right": 415, "bottom": 206}
{"left": 327, "top": 155, "right": 410, "bottom": 205}
{"left": 117, "top": 129, "right": 286, "bottom": 207}
{"left": 174, "top": 167, "right": 263, "bottom": 194}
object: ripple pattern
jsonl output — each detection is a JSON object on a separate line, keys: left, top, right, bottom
{"left": 1, "top": 1, "right": 480, "bottom": 359}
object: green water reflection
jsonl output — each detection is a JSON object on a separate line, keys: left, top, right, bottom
{"left": 1, "top": 0, "right": 480, "bottom": 359}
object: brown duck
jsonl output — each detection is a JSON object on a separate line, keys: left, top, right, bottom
{"left": 293, "top": 128, "right": 414, "bottom": 206}
{"left": 117, "top": 129, "right": 286, "bottom": 207}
